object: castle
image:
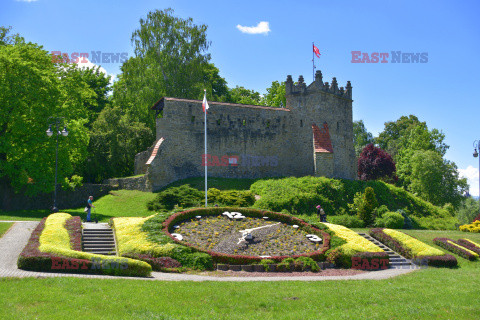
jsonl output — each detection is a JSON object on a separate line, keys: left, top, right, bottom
{"left": 133, "top": 70, "right": 357, "bottom": 191}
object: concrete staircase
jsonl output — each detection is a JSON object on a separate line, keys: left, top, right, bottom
{"left": 82, "top": 223, "right": 117, "bottom": 255}
{"left": 358, "top": 233, "right": 417, "bottom": 269}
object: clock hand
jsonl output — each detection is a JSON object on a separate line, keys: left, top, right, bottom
{"left": 237, "top": 222, "right": 281, "bottom": 244}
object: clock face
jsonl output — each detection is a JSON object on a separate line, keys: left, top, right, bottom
{"left": 173, "top": 213, "right": 322, "bottom": 257}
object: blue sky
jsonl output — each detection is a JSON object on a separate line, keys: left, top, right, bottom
{"left": 2, "top": 0, "right": 480, "bottom": 195}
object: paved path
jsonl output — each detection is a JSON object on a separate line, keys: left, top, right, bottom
{"left": 0, "top": 222, "right": 418, "bottom": 282}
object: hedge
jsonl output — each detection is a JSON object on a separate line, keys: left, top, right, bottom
{"left": 456, "top": 238, "right": 480, "bottom": 255}
{"left": 18, "top": 213, "right": 151, "bottom": 277}
{"left": 433, "top": 238, "right": 479, "bottom": 261}
{"left": 369, "top": 228, "right": 457, "bottom": 267}
{"left": 321, "top": 223, "right": 385, "bottom": 268}
{"left": 162, "top": 207, "right": 331, "bottom": 264}
{"left": 112, "top": 216, "right": 213, "bottom": 270}
{"left": 459, "top": 220, "right": 480, "bottom": 233}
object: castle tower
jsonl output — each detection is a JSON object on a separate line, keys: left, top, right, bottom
{"left": 285, "top": 70, "right": 356, "bottom": 179}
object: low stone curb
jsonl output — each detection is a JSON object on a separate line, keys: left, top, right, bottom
{"left": 216, "top": 262, "right": 335, "bottom": 272}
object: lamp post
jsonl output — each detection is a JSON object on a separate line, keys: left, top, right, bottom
{"left": 473, "top": 140, "right": 480, "bottom": 216}
{"left": 46, "top": 117, "right": 68, "bottom": 213}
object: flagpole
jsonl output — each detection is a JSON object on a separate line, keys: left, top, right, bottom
{"left": 312, "top": 42, "right": 315, "bottom": 82}
{"left": 204, "top": 90, "right": 208, "bottom": 207}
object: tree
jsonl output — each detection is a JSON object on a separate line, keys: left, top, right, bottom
{"left": 349, "top": 187, "right": 378, "bottom": 226}
{"left": 113, "top": 8, "right": 212, "bottom": 127}
{"left": 261, "top": 81, "right": 286, "bottom": 107}
{"left": 85, "top": 106, "right": 152, "bottom": 183}
{"left": 407, "top": 150, "right": 468, "bottom": 207}
{"left": 227, "top": 86, "right": 262, "bottom": 105}
{"left": 357, "top": 144, "right": 396, "bottom": 181}
{"left": 353, "top": 120, "right": 374, "bottom": 156}
{"left": 0, "top": 32, "right": 93, "bottom": 195}
{"left": 456, "top": 197, "right": 480, "bottom": 224}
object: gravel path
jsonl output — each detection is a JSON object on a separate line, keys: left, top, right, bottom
{"left": 0, "top": 221, "right": 418, "bottom": 282}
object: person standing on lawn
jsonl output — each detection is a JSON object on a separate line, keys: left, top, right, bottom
{"left": 316, "top": 205, "right": 327, "bottom": 222}
{"left": 86, "top": 196, "right": 95, "bottom": 222}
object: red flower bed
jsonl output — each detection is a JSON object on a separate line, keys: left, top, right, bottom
{"left": 433, "top": 238, "right": 479, "bottom": 261}
{"left": 162, "top": 207, "right": 331, "bottom": 264}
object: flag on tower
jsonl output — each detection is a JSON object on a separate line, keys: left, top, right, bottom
{"left": 313, "top": 44, "right": 321, "bottom": 58}
{"left": 202, "top": 90, "right": 209, "bottom": 113}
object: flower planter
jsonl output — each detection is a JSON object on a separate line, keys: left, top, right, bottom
{"left": 229, "top": 265, "right": 242, "bottom": 271}
{"left": 253, "top": 264, "right": 265, "bottom": 272}
{"left": 241, "top": 265, "right": 254, "bottom": 272}
{"left": 217, "top": 264, "right": 229, "bottom": 271}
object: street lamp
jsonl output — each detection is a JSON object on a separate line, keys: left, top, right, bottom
{"left": 474, "top": 140, "right": 480, "bottom": 217}
{"left": 46, "top": 117, "right": 68, "bottom": 213}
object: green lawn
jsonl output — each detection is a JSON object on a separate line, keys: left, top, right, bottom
{"left": 0, "top": 222, "right": 13, "bottom": 238}
{"left": 0, "top": 190, "right": 158, "bottom": 223}
{"left": 163, "top": 176, "right": 259, "bottom": 191}
{"left": 1, "top": 261, "right": 479, "bottom": 319}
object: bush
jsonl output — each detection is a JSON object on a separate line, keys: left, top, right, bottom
{"left": 375, "top": 211, "right": 404, "bottom": 229}
{"left": 358, "top": 144, "right": 396, "bottom": 181}
{"left": 459, "top": 220, "right": 480, "bottom": 233}
{"left": 374, "top": 205, "right": 389, "bottom": 218}
{"left": 349, "top": 187, "right": 377, "bottom": 226}
{"left": 18, "top": 214, "right": 152, "bottom": 277}
{"left": 123, "top": 253, "right": 182, "bottom": 271}
{"left": 259, "top": 259, "right": 275, "bottom": 271}
{"left": 295, "top": 256, "right": 320, "bottom": 272}
{"left": 456, "top": 239, "right": 480, "bottom": 255}
{"left": 369, "top": 228, "right": 457, "bottom": 267}
{"left": 148, "top": 185, "right": 204, "bottom": 211}
{"left": 328, "top": 215, "right": 365, "bottom": 228}
{"left": 433, "top": 238, "right": 479, "bottom": 261}
{"left": 208, "top": 188, "right": 255, "bottom": 207}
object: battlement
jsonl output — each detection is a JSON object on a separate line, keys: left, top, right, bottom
{"left": 285, "top": 70, "right": 352, "bottom": 100}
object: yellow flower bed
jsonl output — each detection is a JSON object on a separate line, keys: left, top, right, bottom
{"left": 322, "top": 223, "right": 383, "bottom": 255}
{"left": 460, "top": 238, "right": 480, "bottom": 249}
{"left": 459, "top": 220, "right": 480, "bottom": 233}
{"left": 447, "top": 240, "right": 479, "bottom": 258}
{"left": 113, "top": 216, "right": 179, "bottom": 257}
{"left": 39, "top": 213, "right": 151, "bottom": 276}
{"left": 383, "top": 228, "right": 444, "bottom": 257}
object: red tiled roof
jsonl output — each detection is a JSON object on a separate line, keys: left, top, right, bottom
{"left": 312, "top": 122, "right": 333, "bottom": 153}
{"left": 146, "top": 138, "right": 164, "bottom": 165}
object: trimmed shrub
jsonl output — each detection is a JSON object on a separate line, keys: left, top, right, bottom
{"left": 328, "top": 215, "right": 365, "bottom": 228}
{"left": 369, "top": 228, "right": 457, "bottom": 267}
{"left": 322, "top": 222, "right": 384, "bottom": 268}
{"left": 113, "top": 215, "right": 213, "bottom": 270}
{"left": 375, "top": 211, "right": 404, "bottom": 229}
{"left": 433, "top": 238, "right": 479, "bottom": 261}
{"left": 148, "top": 185, "right": 204, "bottom": 211}
{"left": 18, "top": 214, "right": 152, "bottom": 277}
{"left": 457, "top": 239, "right": 480, "bottom": 255}
{"left": 123, "top": 253, "right": 182, "bottom": 271}
{"left": 207, "top": 188, "right": 255, "bottom": 207}
{"left": 295, "top": 256, "right": 320, "bottom": 272}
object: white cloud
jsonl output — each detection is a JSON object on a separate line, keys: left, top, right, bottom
{"left": 236, "top": 21, "right": 271, "bottom": 35}
{"left": 458, "top": 165, "right": 479, "bottom": 197}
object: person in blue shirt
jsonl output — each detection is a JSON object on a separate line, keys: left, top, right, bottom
{"left": 86, "top": 196, "right": 95, "bottom": 222}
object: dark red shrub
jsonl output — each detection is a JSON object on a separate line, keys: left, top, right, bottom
{"left": 358, "top": 144, "right": 396, "bottom": 181}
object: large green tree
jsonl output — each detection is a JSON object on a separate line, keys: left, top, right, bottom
{"left": 353, "top": 120, "right": 374, "bottom": 156}
{"left": 376, "top": 115, "right": 466, "bottom": 207}
{"left": 261, "top": 81, "right": 286, "bottom": 107}
{"left": 0, "top": 30, "right": 93, "bottom": 195}
{"left": 113, "top": 8, "right": 213, "bottom": 127}
{"left": 86, "top": 106, "right": 152, "bottom": 183}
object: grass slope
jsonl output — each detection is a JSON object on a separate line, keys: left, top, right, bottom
{"left": 0, "top": 222, "right": 13, "bottom": 237}
{"left": 0, "top": 190, "right": 157, "bottom": 222}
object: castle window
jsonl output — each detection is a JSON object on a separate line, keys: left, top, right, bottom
{"left": 191, "top": 116, "right": 195, "bottom": 123}
{"left": 300, "top": 120, "right": 303, "bottom": 127}
{"left": 216, "top": 119, "right": 221, "bottom": 126}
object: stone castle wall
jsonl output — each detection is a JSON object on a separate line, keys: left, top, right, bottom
{"left": 136, "top": 70, "right": 356, "bottom": 191}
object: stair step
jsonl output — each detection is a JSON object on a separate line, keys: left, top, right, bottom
{"left": 82, "top": 223, "right": 117, "bottom": 255}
